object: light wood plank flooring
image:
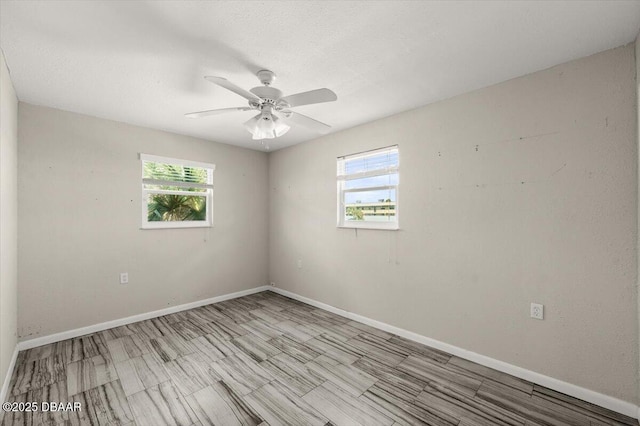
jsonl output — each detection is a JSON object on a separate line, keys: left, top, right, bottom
{"left": 1, "top": 291, "right": 635, "bottom": 425}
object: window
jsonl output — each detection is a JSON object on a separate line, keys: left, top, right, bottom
{"left": 140, "top": 154, "right": 215, "bottom": 229}
{"left": 337, "top": 145, "right": 399, "bottom": 230}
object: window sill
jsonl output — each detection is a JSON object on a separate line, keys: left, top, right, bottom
{"left": 141, "top": 222, "right": 212, "bottom": 230}
{"left": 337, "top": 224, "right": 399, "bottom": 231}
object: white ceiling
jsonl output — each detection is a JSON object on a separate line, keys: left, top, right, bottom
{"left": 1, "top": 1, "right": 639, "bottom": 151}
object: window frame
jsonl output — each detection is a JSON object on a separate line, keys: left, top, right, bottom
{"left": 337, "top": 145, "right": 399, "bottom": 230}
{"left": 140, "top": 153, "right": 215, "bottom": 230}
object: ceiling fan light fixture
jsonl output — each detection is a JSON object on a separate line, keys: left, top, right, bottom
{"left": 256, "top": 110, "right": 275, "bottom": 133}
{"left": 251, "top": 128, "right": 274, "bottom": 140}
{"left": 243, "top": 114, "right": 260, "bottom": 133}
{"left": 244, "top": 110, "right": 290, "bottom": 140}
{"left": 272, "top": 114, "right": 291, "bottom": 137}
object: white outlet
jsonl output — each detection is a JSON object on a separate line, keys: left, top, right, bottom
{"left": 120, "top": 272, "right": 129, "bottom": 285}
{"left": 530, "top": 303, "right": 544, "bottom": 320}
{"left": 270, "top": 282, "right": 276, "bottom": 287}
{"left": 297, "top": 259, "right": 302, "bottom": 269}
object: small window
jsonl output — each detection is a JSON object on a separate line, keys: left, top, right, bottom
{"left": 337, "top": 145, "right": 399, "bottom": 230}
{"left": 140, "top": 154, "right": 215, "bottom": 229}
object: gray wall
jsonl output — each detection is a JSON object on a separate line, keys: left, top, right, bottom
{"left": 17, "top": 103, "right": 269, "bottom": 339}
{"left": 269, "top": 45, "right": 638, "bottom": 403}
{"left": 0, "top": 52, "right": 18, "bottom": 388}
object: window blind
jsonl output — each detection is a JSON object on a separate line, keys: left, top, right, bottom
{"left": 141, "top": 154, "right": 214, "bottom": 190}
{"left": 337, "top": 146, "right": 399, "bottom": 180}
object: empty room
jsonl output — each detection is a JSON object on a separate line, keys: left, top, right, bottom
{"left": 1, "top": 1, "right": 639, "bottom": 425}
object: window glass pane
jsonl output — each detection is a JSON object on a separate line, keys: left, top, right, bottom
{"left": 147, "top": 193, "right": 207, "bottom": 222}
{"left": 343, "top": 149, "right": 398, "bottom": 175}
{"left": 143, "top": 161, "right": 209, "bottom": 184}
{"left": 344, "top": 173, "right": 398, "bottom": 190}
{"left": 344, "top": 188, "right": 396, "bottom": 222}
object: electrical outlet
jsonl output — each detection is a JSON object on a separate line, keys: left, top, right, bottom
{"left": 270, "top": 282, "right": 276, "bottom": 287}
{"left": 530, "top": 303, "right": 544, "bottom": 320}
{"left": 120, "top": 272, "right": 129, "bottom": 285}
{"left": 297, "top": 259, "right": 302, "bottom": 269}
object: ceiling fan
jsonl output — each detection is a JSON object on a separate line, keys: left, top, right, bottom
{"left": 186, "top": 70, "right": 337, "bottom": 144}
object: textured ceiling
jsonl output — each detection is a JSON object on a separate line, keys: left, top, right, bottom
{"left": 1, "top": 1, "right": 639, "bottom": 151}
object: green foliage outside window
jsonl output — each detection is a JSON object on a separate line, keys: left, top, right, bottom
{"left": 147, "top": 195, "right": 206, "bottom": 222}
{"left": 346, "top": 206, "right": 365, "bottom": 221}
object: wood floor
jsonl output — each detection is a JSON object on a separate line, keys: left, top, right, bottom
{"left": 1, "top": 291, "right": 635, "bottom": 426}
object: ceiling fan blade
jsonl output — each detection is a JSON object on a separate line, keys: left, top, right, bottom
{"left": 204, "top": 76, "right": 262, "bottom": 102}
{"left": 280, "top": 111, "right": 331, "bottom": 133}
{"left": 185, "top": 107, "right": 254, "bottom": 118}
{"left": 279, "top": 88, "right": 337, "bottom": 108}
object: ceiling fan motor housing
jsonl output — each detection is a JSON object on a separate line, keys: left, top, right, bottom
{"left": 250, "top": 86, "right": 283, "bottom": 106}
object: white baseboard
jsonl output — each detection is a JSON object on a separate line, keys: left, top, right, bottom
{"left": 0, "top": 345, "right": 19, "bottom": 404}
{"left": 269, "top": 287, "right": 639, "bottom": 420}
{"left": 18, "top": 285, "right": 270, "bottom": 351}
